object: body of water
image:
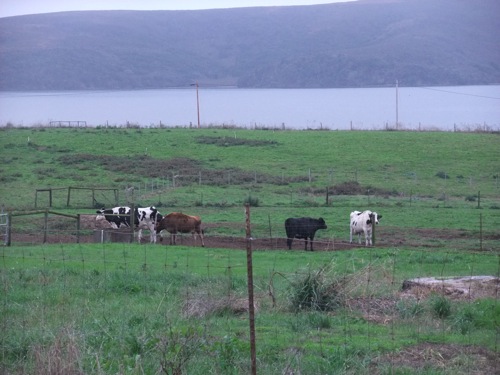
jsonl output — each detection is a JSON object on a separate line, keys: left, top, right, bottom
{"left": 0, "top": 85, "right": 499, "bottom": 130}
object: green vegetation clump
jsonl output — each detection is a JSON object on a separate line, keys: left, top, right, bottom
{"left": 288, "top": 264, "right": 344, "bottom": 312}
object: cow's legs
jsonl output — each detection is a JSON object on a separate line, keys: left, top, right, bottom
{"left": 170, "top": 233, "right": 177, "bottom": 245}
{"left": 149, "top": 230, "right": 156, "bottom": 243}
{"left": 148, "top": 224, "right": 157, "bottom": 243}
{"left": 364, "top": 230, "right": 371, "bottom": 246}
{"left": 194, "top": 230, "right": 205, "bottom": 247}
{"left": 287, "top": 238, "right": 293, "bottom": 250}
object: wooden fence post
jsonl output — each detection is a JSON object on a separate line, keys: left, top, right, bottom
{"left": 67, "top": 187, "right": 71, "bottom": 207}
{"left": 6, "top": 213, "right": 11, "bottom": 246}
{"left": 245, "top": 204, "right": 257, "bottom": 375}
{"left": 479, "top": 213, "right": 483, "bottom": 251}
{"left": 130, "top": 204, "right": 135, "bottom": 243}
{"left": 76, "top": 214, "right": 81, "bottom": 243}
{"left": 43, "top": 210, "right": 48, "bottom": 243}
{"left": 371, "top": 212, "right": 376, "bottom": 246}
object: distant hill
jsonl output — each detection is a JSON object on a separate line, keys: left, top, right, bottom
{"left": 0, "top": 0, "right": 499, "bottom": 90}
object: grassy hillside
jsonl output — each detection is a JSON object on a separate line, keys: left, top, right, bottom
{"left": 1, "top": 127, "right": 499, "bottom": 211}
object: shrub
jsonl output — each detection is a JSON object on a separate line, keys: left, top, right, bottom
{"left": 453, "top": 305, "right": 476, "bottom": 334}
{"left": 430, "top": 294, "right": 452, "bottom": 319}
{"left": 289, "top": 265, "right": 343, "bottom": 312}
{"left": 396, "top": 298, "right": 425, "bottom": 319}
{"left": 243, "top": 195, "right": 260, "bottom": 207}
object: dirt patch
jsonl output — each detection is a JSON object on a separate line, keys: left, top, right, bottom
{"left": 344, "top": 297, "right": 398, "bottom": 324}
{"left": 183, "top": 293, "right": 258, "bottom": 318}
{"left": 7, "top": 216, "right": 498, "bottom": 251}
{"left": 371, "top": 343, "right": 500, "bottom": 375}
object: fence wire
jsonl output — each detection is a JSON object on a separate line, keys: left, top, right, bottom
{"left": 1, "top": 210, "right": 499, "bottom": 374}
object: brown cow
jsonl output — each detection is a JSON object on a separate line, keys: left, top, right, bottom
{"left": 156, "top": 212, "right": 205, "bottom": 247}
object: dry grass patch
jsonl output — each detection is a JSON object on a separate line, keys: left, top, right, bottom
{"left": 183, "top": 292, "right": 258, "bottom": 318}
{"left": 370, "top": 343, "right": 499, "bottom": 375}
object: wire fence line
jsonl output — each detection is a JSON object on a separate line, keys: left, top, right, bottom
{"left": 2, "top": 208, "right": 499, "bottom": 252}
{"left": 28, "top": 167, "right": 500, "bottom": 209}
{"left": 1, "top": 236, "right": 499, "bottom": 374}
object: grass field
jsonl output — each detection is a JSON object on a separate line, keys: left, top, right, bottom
{"left": 2, "top": 244, "right": 499, "bottom": 374}
{"left": 1, "top": 127, "right": 499, "bottom": 210}
{"left": 1, "top": 127, "right": 499, "bottom": 374}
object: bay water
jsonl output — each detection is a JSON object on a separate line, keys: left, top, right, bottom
{"left": 1, "top": 85, "right": 499, "bottom": 131}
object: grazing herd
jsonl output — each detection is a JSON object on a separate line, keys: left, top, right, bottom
{"left": 95, "top": 206, "right": 382, "bottom": 249}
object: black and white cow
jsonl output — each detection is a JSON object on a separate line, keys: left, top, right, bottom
{"left": 349, "top": 210, "right": 382, "bottom": 246}
{"left": 96, "top": 206, "right": 162, "bottom": 243}
{"left": 135, "top": 206, "right": 163, "bottom": 243}
{"left": 96, "top": 206, "right": 132, "bottom": 229}
{"left": 284, "top": 217, "right": 327, "bottom": 251}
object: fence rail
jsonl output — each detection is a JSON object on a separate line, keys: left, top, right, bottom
{"left": 4, "top": 208, "right": 499, "bottom": 252}
{"left": 49, "top": 120, "right": 87, "bottom": 127}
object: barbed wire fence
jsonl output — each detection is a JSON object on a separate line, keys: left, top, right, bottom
{"left": 1, "top": 204, "right": 499, "bottom": 373}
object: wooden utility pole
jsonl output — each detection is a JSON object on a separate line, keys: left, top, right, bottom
{"left": 195, "top": 82, "right": 200, "bottom": 128}
{"left": 395, "top": 79, "right": 399, "bottom": 129}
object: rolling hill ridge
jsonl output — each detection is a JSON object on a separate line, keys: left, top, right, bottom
{"left": 0, "top": 0, "right": 499, "bottom": 90}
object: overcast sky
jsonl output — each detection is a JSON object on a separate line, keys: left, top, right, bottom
{"left": 0, "top": 0, "right": 357, "bottom": 18}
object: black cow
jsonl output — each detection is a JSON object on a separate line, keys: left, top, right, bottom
{"left": 285, "top": 217, "right": 327, "bottom": 251}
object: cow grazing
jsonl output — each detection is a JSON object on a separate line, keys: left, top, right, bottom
{"left": 96, "top": 206, "right": 162, "bottom": 243}
{"left": 349, "top": 210, "right": 382, "bottom": 246}
{"left": 284, "top": 217, "right": 327, "bottom": 251}
{"left": 156, "top": 212, "right": 205, "bottom": 247}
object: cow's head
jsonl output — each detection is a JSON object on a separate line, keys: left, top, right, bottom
{"left": 318, "top": 217, "right": 327, "bottom": 229}
{"left": 96, "top": 207, "right": 106, "bottom": 214}
{"left": 371, "top": 212, "right": 382, "bottom": 224}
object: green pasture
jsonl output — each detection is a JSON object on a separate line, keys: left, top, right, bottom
{"left": 1, "top": 127, "right": 499, "bottom": 373}
{"left": 1, "top": 244, "right": 499, "bottom": 374}
{"left": 1, "top": 127, "right": 499, "bottom": 210}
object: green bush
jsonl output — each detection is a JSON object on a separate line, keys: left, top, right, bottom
{"left": 289, "top": 265, "right": 343, "bottom": 312}
{"left": 243, "top": 195, "right": 260, "bottom": 207}
{"left": 430, "top": 294, "right": 452, "bottom": 319}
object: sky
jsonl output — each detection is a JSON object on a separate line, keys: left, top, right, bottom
{"left": 0, "top": 0, "right": 356, "bottom": 18}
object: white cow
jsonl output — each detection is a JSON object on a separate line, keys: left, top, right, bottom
{"left": 349, "top": 210, "right": 382, "bottom": 246}
{"left": 96, "top": 206, "right": 162, "bottom": 243}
